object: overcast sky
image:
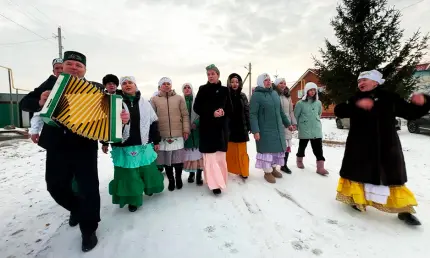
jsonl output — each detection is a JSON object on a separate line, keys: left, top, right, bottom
{"left": 0, "top": 0, "right": 429, "bottom": 98}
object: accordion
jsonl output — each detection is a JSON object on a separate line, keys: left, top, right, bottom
{"left": 40, "top": 73, "right": 123, "bottom": 143}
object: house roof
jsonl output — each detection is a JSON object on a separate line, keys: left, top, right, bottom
{"left": 416, "top": 63, "right": 430, "bottom": 71}
{"left": 289, "top": 69, "right": 319, "bottom": 91}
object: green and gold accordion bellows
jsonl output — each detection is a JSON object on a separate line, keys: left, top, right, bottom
{"left": 40, "top": 73, "right": 123, "bottom": 143}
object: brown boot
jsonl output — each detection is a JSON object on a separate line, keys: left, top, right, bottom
{"left": 316, "top": 160, "right": 329, "bottom": 175}
{"left": 271, "top": 167, "right": 283, "bottom": 178}
{"left": 296, "top": 157, "right": 305, "bottom": 169}
{"left": 264, "top": 172, "right": 276, "bottom": 183}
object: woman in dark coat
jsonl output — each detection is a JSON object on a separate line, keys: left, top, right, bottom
{"left": 226, "top": 73, "right": 251, "bottom": 179}
{"left": 193, "top": 64, "right": 232, "bottom": 195}
{"left": 335, "top": 69, "right": 430, "bottom": 226}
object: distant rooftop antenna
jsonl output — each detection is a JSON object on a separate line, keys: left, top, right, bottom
{"left": 274, "top": 69, "right": 278, "bottom": 79}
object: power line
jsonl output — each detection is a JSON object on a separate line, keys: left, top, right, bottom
{"left": 22, "top": 2, "right": 58, "bottom": 26}
{"left": 7, "top": 0, "right": 47, "bottom": 26}
{"left": 0, "top": 39, "right": 49, "bottom": 47}
{"left": 0, "top": 12, "right": 52, "bottom": 41}
{"left": 31, "top": 5, "right": 55, "bottom": 23}
{"left": 401, "top": 0, "right": 425, "bottom": 10}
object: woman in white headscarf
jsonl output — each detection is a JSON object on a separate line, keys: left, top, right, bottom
{"left": 249, "top": 73, "right": 291, "bottom": 184}
{"left": 335, "top": 69, "right": 430, "bottom": 226}
{"left": 151, "top": 77, "right": 190, "bottom": 191}
{"left": 294, "top": 82, "right": 327, "bottom": 175}
{"left": 108, "top": 76, "right": 164, "bottom": 212}
{"left": 274, "top": 78, "right": 297, "bottom": 174}
{"left": 182, "top": 83, "right": 204, "bottom": 185}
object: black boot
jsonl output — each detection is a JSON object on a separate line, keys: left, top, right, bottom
{"left": 69, "top": 212, "right": 78, "bottom": 227}
{"left": 398, "top": 213, "right": 421, "bottom": 226}
{"left": 174, "top": 164, "right": 183, "bottom": 190}
{"left": 82, "top": 232, "right": 98, "bottom": 252}
{"left": 128, "top": 205, "right": 138, "bottom": 212}
{"left": 351, "top": 205, "right": 362, "bottom": 212}
{"left": 188, "top": 172, "right": 195, "bottom": 183}
{"left": 280, "top": 152, "right": 292, "bottom": 174}
{"left": 165, "top": 166, "right": 175, "bottom": 191}
{"left": 212, "top": 188, "right": 221, "bottom": 195}
{"left": 196, "top": 170, "right": 203, "bottom": 186}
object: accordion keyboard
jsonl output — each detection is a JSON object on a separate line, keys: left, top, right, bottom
{"left": 53, "top": 76, "right": 111, "bottom": 141}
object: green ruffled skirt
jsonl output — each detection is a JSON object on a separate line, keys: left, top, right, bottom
{"left": 108, "top": 144, "right": 164, "bottom": 208}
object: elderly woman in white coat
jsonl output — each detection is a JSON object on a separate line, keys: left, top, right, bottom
{"left": 274, "top": 78, "right": 297, "bottom": 174}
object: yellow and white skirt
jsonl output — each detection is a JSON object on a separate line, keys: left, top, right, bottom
{"left": 336, "top": 177, "right": 417, "bottom": 213}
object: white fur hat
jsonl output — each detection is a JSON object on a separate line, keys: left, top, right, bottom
{"left": 119, "top": 76, "right": 136, "bottom": 85}
{"left": 302, "top": 82, "right": 319, "bottom": 100}
{"left": 182, "top": 82, "right": 193, "bottom": 91}
{"left": 358, "top": 70, "right": 385, "bottom": 85}
{"left": 257, "top": 73, "right": 271, "bottom": 87}
{"left": 158, "top": 77, "right": 172, "bottom": 87}
{"left": 274, "top": 78, "right": 286, "bottom": 86}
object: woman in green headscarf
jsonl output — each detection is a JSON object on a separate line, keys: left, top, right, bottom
{"left": 182, "top": 83, "right": 204, "bottom": 186}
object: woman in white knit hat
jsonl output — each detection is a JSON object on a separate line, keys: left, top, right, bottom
{"left": 151, "top": 77, "right": 190, "bottom": 191}
{"left": 294, "top": 82, "right": 328, "bottom": 175}
{"left": 335, "top": 69, "right": 430, "bottom": 226}
{"left": 273, "top": 78, "right": 297, "bottom": 174}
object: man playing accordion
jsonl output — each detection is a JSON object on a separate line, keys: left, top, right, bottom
{"left": 19, "top": 51, "right": 130, "bottom": 252}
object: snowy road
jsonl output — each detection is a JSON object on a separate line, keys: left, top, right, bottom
{"left": 1, "top": 119, "right": 429, "bottom": 258}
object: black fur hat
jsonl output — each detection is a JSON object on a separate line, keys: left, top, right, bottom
{"left": 102, "top": 74, "right": 119, "bottom": 86}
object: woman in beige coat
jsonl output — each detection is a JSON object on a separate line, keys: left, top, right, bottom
{"left": 151, "top": 77, "right": 190, "bottom": 191}
{"left": 274, "top": 78, "right": 297, "bottom": 174}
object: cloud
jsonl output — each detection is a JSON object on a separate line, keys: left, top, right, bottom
{"left": 0, "top": 0, "right": 429, "bottom": 98}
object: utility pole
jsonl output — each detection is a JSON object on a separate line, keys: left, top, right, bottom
{"left": 249, "top": 62, "right": 252, "bottom": 97}
{"left": 242, "top": 62, "right": 252, "bottom": 97}
{"left": 53, "top": 26, "right": 64, "bottom": 58}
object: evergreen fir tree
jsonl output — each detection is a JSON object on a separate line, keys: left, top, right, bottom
{"left": 314, "top": 0, "right": 429, "bottom": 105}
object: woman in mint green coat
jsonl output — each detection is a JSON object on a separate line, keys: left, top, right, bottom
{"left": 294, "top": 82, "right": 328, "bottom": 175}
{"left": 250, "top": 73, "right": 292, "bottom": 184}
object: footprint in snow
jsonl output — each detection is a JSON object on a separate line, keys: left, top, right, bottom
{"left": 291, "top": 240, "right": 309, "bottom": 251}
{"left": 223, "top": 242, "right": 239, "bottom": 254}
{"left": 204, "top": 225, "right": 216, "bottom": 233}
{"left": 204, "top": 225, "right": 217, "bottom": 239}
{"left": 312, "top": 248, "right": 323, "bottom": 256}
{"left": 326, "top": 219, "right": 338, "bottom": 225}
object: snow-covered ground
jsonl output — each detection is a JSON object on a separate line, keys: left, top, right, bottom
{"left": 1, "top": 119, "right": 429, "bottom": 258}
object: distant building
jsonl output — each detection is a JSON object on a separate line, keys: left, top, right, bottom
{"left": 289, "top": 69, "right": 335, "bottom": 118}
{"left": 0, "top": 93, "right": 31, "bottom": 128}
{"left": 414, "top": 63, "right": 430, "bottom": 94}
{"left": 288, "top": 64, "right": 430, "bottom": 118}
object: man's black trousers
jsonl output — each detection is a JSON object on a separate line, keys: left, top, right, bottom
{"left": 45, "top": 149, "right": 100, "bottom": 235}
